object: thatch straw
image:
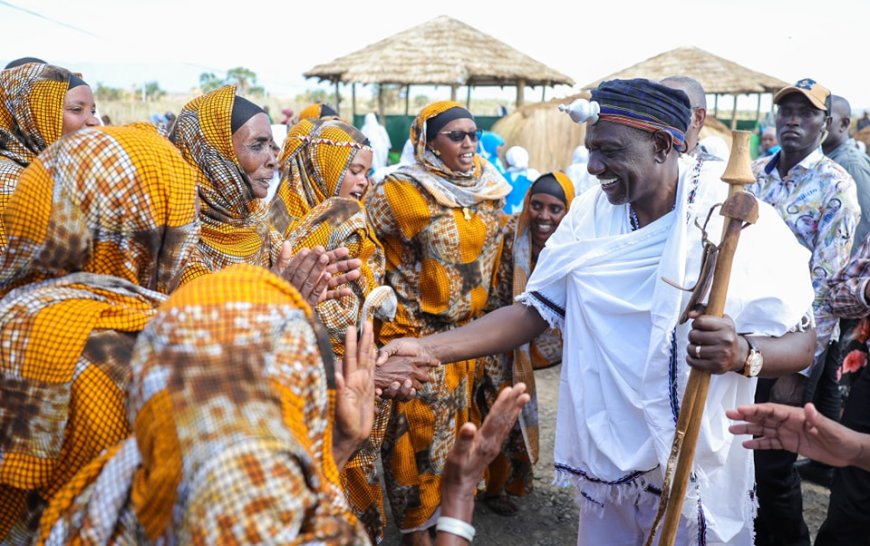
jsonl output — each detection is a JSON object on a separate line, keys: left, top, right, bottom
{"left": 582, "top": 47, "right": 788, "bottom": 94}
{"left": 492, "top": 93, "right": 589, "bottom": 173}
{"left": 304, "top": 15, "right": 574, "bottom": 87}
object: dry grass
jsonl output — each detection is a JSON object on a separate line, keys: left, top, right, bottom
{"left": 305, "top": 15, "right": 573, "bottom": 88}
{"left": 492, "top": 92, "right": 589, "bottom": 173}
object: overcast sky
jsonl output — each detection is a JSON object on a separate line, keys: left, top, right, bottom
{"left": 3, "top": 0, "right": 869, "bottom": 110}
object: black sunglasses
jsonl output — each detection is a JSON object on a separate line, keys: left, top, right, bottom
{"left": 439, "top": 129, "right": 482, "bottom": 143}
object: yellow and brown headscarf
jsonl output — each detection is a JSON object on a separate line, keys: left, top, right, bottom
{"left": 271, "top": 117, "right": 372, "bottom": 232}
{"left": 298, "top": 102, "right": 340, "bottom": 121}
{"left": 171, "top": 85, "right": 281, "bottom": 272}
{"left": 396, "top": 100, "right": 510, "bottom": 208}
{"left": 271, "top": 117, "right": 387, "bottom": 359}
{"left": 0, "top": 124, "right": 198, "bottom": 541}
{"left": 0, "top": 63, "right": 76, "bottom": 247}
{"left": 38, "top": 264, "right": 368, "bottom": 545}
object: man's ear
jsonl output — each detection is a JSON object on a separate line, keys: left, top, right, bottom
{"left": 695, "top": 108, "right": 707, "bottom": 129}
{"left": 840, "top": 116, "right": 851, "bottom": 133}
{"left": 653, "top": 130, "right": 673, "bottom": 162}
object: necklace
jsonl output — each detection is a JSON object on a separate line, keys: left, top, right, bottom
{"left": 629, "top": 205, "right": 640, "bottom": 231}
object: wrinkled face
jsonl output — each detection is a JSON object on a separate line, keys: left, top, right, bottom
{"left": 775, "top": 94, "right": 828, "bottom": 156}
{"left": 338, "top": 148, "right": 372, "bottom": 201}
{"left": 528, "top": 192, "right": 568, "bottom": 248}
{"left": 585, "top": 121, "right": 659, "bottom": 206}
{"left": 61, "top": 85, "right": 99, "bottom": 135}
{"left": 232, "top": 113, "right": 277, "bottom": 199}
{"left": 428, "top": 118, "right": 477, "bottom": 172}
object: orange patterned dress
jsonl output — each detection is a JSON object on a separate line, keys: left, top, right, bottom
{"left": 37, "top": 265, "right": 369, "bottom": 545}
{"left": 0, "top": 125, "right": 198, "bottom": 543}
{"left": 366, "top": 100, "right": 510, "bottom": 531}
{"left": 271, "top": 117, "right": 390, "bottom": 542}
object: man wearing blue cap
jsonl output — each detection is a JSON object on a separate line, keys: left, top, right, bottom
{"left": 378, "top": 79, "right": 816, "bottom": 545}
{"left": 749, "top": 79, "right": 859, "bottom": 546}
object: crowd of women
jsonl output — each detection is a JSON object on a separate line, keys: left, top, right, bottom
{"left": 0, "top": 59, "right": 579, "bottom": 545}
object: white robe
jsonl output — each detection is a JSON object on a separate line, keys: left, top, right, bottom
{"left": 519, "top": 156, "right": 814, "bottom": 543}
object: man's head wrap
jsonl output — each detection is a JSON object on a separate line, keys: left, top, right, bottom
{"left": 591, "top": 78, "right": 692, "bottom": 152}
{"left": 425, "top": 106, "right": 474, "bottom": 142}
{"left": 230, "top": 95, "right": 266, "bottom": 134}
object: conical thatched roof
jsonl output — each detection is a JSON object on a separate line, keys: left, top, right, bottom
{"left": 582, "top": 47, "right": 788, "bottom": 94}
{"left": 304, "top": 15, "right": 574, "bottom": 87}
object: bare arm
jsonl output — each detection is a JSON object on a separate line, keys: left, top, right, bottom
{"left": 728, "top": 403, "right": 870, "bottom": 471}
{"left": 435, "top": 384, "right": 530, "bottom": 545}
{"left": 418, "top": 303, "right": 548, "bottom": 364}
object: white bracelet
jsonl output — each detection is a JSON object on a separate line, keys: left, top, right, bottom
{"left": 436, "top": 516, "right": 475, "bottom": 542}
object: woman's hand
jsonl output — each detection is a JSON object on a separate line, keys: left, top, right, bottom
{"left": 333, "top": 322, "right": 376, "bottom": 469}
{"left": 728, "top": 402, "right": 865, "bottom": 469}
{"left": 271, "top": 244, "right": 362, "bottom": 307}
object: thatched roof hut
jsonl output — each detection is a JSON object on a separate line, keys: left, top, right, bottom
{"left": 304, "top": 15, "right": 574, "bottom": 117}
{"left": 582, "top": 47, "right": 789, "bottom": 129}
{"left": 582, "top": 47, "right": 787, "bottom": 94}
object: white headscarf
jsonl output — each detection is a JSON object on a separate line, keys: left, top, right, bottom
{"left": 360, "top": 112, "right": 392, "bottom": 170}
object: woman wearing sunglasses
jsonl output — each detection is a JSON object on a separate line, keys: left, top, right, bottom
{"left": 367, "top": 100, "right": 511, "bottom": 545}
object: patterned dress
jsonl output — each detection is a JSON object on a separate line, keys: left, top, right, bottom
{"left": 37, "top": 265, "right": 370, "bottom": 545}
{"left": 0, "top": 126, "right": 199, "bottom": 543}
{"left": 0, "top": 63, "right": 71, "bottom": 250}
{"left": 270, "top": 118, "right": 389, "bottom": 542}
{"left": 366, "top": 100, "right": 510, "bottom": 531}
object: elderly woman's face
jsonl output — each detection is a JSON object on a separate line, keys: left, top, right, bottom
{"left": 428, "top": 118, "right": 478, "bottom": 172}
{"left": 232, "top": 113, "right": 277, "bottom": 199}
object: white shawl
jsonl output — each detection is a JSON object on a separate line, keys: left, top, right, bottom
{"left": 518, "top": 156, "right": 813, "bottom": 543}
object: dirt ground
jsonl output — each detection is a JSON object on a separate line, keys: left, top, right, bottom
{"left": 383, "top": 364, "right": 831, "bottom": 545}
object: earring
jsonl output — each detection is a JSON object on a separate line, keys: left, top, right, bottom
{"left": 432, "top": 149, "right": 441, "bottom": 156}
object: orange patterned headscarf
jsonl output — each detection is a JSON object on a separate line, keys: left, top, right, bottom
{"left": 0, "top": 63, "right": 74, "bottom": 247}
{"left": 0, "top": 124, "right": 199, "bottom": 296}
{"left": 0, "top": 125, "right": 199, "bottom": 541}
{"left": 171, "top": 85, "right": 281, "bottom": 271}
{"left": 37, "top": 265, "right": 368, "bottom": 545}
{"left": 272, "top": 118, "right": 371, "bottom": 231}
{"left": 271, "top": 118, "right": 386, "bottom": 359}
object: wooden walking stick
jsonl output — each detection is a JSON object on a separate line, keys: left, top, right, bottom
{"left": 647, "top": 130, "right": 759, "bottom": 546}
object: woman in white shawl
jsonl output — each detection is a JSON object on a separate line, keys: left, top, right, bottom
{"left": 360, "top": 112, "right": 392, "bottom": 170}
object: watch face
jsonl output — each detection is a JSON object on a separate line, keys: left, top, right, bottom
{"left": 747, "top": 352, "right": 763, "bottom": 376}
